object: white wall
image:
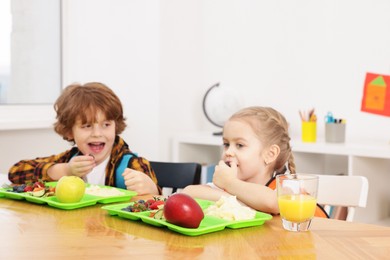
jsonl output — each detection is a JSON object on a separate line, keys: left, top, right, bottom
{"left": 62, "top": 0, "right": 161, "bottom": 159}
{"left": 159, "top": 0, "right": 206, "bottom": 160}
{"left": 1, "top": 0, "right": 390, "bottom": 175}
{"left": 0, "top": 128, "right": 69, "bottom": 174}
{"left": 199, "top": 0, "right": 390, "bottom": 141}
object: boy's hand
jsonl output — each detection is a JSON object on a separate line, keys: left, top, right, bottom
{"left": 68, "top": 155, "right": 96, "bottom": 178}
{"left": 122, "top": 168, "right": 159, "bottom": 195}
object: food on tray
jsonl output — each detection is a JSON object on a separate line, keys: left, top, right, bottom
{"left": 101, "top": 198, "right": 273, "bottom": 236}
{"left": 151, "top": 208, "right": 165, "bottom": 220}
{"left": 0, "top": 180, "right": 137, "bottom": 210}
{"left": 5, "top": 181, "right": 55, "bottom": 197}
{"left": 163, "top": 193, "right": 204, "bottom": 228}
{"left": 31, "top": 187, "right": 46, "bottom": 197}
{"left": 55, "top": 176, "right": 86, "bottom": 203}
{"left": 122, "top": 197, "right": 165, "bottom": 212}
{"left": 85, "top": 185, "right": 125, "bottom": 197}
{"left": 204, "top": 196, "right": 256, "bottom": 221}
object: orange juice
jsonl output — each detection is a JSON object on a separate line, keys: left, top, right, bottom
{"left": 278, "top": 194, "right": 317, "bottom": 222}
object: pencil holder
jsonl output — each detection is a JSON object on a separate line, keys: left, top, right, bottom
{"left": 301, "top": 121, "right": 317, "bottom": 142}
{"left": 325, "top": 123, "right": 346, "bottom": 143}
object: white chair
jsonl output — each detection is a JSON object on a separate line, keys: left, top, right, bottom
{"left": 316, "top": 174, "right": 369, "bottom": 222}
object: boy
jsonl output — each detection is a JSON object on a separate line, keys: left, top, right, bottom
{"left": 8, "top": 82, "right": 160, "bottom": 195}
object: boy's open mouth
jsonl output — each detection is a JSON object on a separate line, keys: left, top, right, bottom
{"left": 89, "top": 142, "right": 105, "bottom": 153}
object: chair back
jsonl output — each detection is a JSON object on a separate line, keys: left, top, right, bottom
{"left": 150, "top": 161, "right": 202, "bottom": 195}
{"left": 316, "top": 174, "right": 369, "bottom": 221}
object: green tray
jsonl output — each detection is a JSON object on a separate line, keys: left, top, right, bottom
{"left": 102, "top": 199, "right": 272, "bottom": 236}
{"left": 0, "top": 182, "right": 137, "bottom": 210}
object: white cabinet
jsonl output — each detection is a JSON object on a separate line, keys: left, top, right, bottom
{"left": 172, "top": 132, "right": 390, "bottom": 225}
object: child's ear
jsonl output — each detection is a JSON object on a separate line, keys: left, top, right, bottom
{"left": 264, "top": 144, "right": 280, "bottom": 164}
{"left": 65, "top": 131, "right": 74, "bottom": 141}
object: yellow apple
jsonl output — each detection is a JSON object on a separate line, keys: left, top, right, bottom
{"left": 55, "top": 176, "right": 86, "bottom": 203}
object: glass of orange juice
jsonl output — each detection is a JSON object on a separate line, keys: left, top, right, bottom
{"left": 276, "top": 174, "right": 318, "bottom": 232}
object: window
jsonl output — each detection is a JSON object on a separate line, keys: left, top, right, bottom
{"left": 0, "top": 0, "right": 11, "bottom": 103}
{"left": 0, "top": 0, "right": 61, "bottom": 129}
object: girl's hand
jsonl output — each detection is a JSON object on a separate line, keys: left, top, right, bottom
{"left": 213, "top": 160, "right": 238, "bottom": 190}
{"left": 68, "top": 155, "right": 95, "bottom": 178}
{"left": 122, "top": 168, "right": 159, "bottom": 195}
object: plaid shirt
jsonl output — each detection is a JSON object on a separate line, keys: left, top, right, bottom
{"left": 8, "top": 136, "right": 161, "bottom": 193}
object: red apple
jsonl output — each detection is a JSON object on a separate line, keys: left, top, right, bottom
{"left": 163, "top": 193, "right": 204, "bottom": 228}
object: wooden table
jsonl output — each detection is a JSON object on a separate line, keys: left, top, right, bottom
{"left": 1, "top": 196, "right": 389, "bottom": 259}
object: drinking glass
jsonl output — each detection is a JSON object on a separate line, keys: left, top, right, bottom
{"left": 276, "top": 174, "right": 319, "bottom": 232}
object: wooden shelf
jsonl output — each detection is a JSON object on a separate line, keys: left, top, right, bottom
{"left": 173, "top": 131, "right": 390, "bottom": 159}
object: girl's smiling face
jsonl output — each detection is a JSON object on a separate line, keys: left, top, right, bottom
{"left": 69, "top": 110, "right": 116, "bottom": 165}
{"left": 222, "top": 119, "right": 268, "bottom": 183}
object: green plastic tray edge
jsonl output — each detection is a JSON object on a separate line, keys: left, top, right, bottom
{"left": 0, "top": 183, "right": 137, "bottom": 210}
{"left": 101, "top": 200, "right": 272, "bottom": 236}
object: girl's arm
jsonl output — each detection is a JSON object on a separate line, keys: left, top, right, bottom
{"left": 182, "top": 181, "right": 279, "bottom": 214}
{"left": 182, "top": 184, "right": 231, "bottom": 201}
{"left": 222, "top": 179, "right": 279, "bottom": 214}
{"left": 211, "top": 160, "right": 279, "bottom": 214}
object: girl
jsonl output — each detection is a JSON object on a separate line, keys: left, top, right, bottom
{"left": 8, "top": 82, "right": 160, "bottom": 195}
{"left": 184, "top": 106, "right": 328, "bottom": 217}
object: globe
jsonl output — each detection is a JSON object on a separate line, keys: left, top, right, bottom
{"left": 202, "top": 82, "right": 243, "bottom": 134}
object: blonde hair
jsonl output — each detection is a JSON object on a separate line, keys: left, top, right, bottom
{"left": 228, "top": 106, "right": 295, "bottom": 175}
{"left": 53, "top": 82, "right": 126, "bottom": 142}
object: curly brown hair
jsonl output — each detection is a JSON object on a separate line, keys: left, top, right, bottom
{"left": 53, "top": 82, "right": 127, "bottom": 142}
{"left": 228, "top": 106, "right": 296, "bottom": 175}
